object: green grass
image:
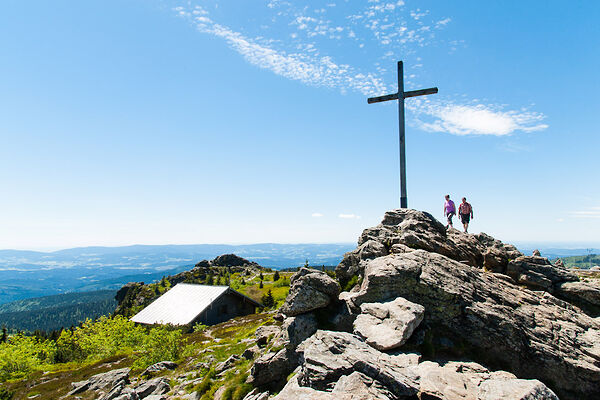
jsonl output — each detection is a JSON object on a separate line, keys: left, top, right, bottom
{"left": 5, "top": 311, "right": 279, "bottom": 400}
{"left": 556, "top": 254, "right": 600, "bottom": 269}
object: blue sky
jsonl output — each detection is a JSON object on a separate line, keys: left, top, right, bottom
{"left": 1, "top": 0, "right": 599, "bottom": 249}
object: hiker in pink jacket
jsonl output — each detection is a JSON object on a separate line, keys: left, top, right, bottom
{"left": 443, "top": 195, "right": 456, "bottom": 229}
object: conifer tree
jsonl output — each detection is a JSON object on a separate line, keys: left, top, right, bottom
{"left": 261, "top": 289, "right": 275, "bottom": 308}
{"left": 273, "top": 270, "right": 280, "bottom": 282}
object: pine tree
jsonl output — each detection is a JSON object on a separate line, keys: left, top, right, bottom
{"left": 261, "top": 289, "right": 275, "bottom": 308}
{"left": 0, "top": 326, "right": 7, "bottom": 343}
{"left": 259, "top": 280, "right": 264, "bottom": 289}
{"left": 259, "top": 272, "right": 264, "bottom": 281}
{"left": 273, "top": 270, "right": 280, "bottom": 281}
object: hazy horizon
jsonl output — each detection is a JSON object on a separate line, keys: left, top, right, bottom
{"left": 3, "top": 240, "right": 600, "bottom": 254}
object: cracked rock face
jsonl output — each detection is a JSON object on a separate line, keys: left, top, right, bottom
{"left": 353, "top": 297, "right": 424, "bottom": 351}
{"left": 69, "top": 368, "right": 131, "bottom": 395}
{"left": 297, "top": 330, "right": 420, "bottom": 395}
{"left": 344, "top": 250, "right": 600, "bottom": 400}
{"left": 274, "top": 330, "right": 559, "bottom": 400}
{"left": 280, "top": 268, "right": 341, "bottom": 317}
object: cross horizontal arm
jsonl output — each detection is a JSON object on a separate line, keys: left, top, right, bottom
{"left": 367, "top": 93, "right": 398, "bottom": 104}
{"left": 403, "top": 87, "right": 438, "bottom": 98}
{"left": 367, "top": 87, "right": 438, "bottom": 104}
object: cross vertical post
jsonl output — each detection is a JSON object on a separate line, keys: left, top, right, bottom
{"left": 397, "top": 61, "right": 407, "bottom": 208}
{"left": 367, "top": 61, "right": 438, "bottom": 208}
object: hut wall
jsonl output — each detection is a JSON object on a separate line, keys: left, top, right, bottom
{"left": 193, "top": 292, "right": 256, "bottom": 326}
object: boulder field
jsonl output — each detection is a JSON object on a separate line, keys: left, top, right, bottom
{"left": 249, "top": 209, "right": 600, "bottom": 400}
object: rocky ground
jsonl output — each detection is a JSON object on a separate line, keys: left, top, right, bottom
{"left": 248, "top": 209, "right": 600, "bottom": 400}
{"left": 24, "top": 209, "right": 599, "bottom": 399}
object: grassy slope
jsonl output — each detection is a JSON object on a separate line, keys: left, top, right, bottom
{"left": 3, "top": 275, "right": 293, "bottom": 400}
{"left": 557, "top": 254, "right": 600, "bottom": 269}
{"left": 4, "top": 313, "right": 277, "bottom": 400}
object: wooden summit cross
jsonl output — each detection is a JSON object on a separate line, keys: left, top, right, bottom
{"left": 368, "top": 61, "right": 438, "bottom": 208}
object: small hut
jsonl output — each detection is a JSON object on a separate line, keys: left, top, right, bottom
{"left": 130, "top": 283, "right": 261, "bottom": 326}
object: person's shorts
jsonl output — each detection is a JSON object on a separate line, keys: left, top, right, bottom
{"left": 447, "top": 212, "right": 455, "bottom": 222}
{"left": 460, "top": 213, "right": 470, "bottom": 223}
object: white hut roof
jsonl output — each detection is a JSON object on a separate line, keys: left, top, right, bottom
{"left": 130, "top": 283, "right": 259, "bottom": 326}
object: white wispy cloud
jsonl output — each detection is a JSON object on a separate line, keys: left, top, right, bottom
{"left": 177, "top": 6, "right": 388, "bottom": 96}
{"left": 436, "top": 17, "right": 451, "bottom": 27}
{"left": 311, "top": 213, "right": 324, "bottom": 217}
{"left": 338, "top": 213, "right": 361, "bottom": 219}
{"left": 569, "top": 207, "right": 600, "bottom": 219}
{"left": 175, "top": 3, "right": 547, "bottom": 137}
{"left": 414, "top": 103, "right": 548, "bottom": 136}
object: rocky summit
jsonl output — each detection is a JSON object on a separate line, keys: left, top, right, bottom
{"left": 249, "top": 209, "right": 600, "bottom": 400}
{"left": 20, "top": 209, "right": 599, "bottom": 399}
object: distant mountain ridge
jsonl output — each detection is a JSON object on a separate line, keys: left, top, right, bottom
{"left": 0, "top": 243, "right": 354, "bottom": 305}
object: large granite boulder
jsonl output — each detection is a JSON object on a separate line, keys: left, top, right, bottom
{"left": 280, "top": 268, "right": 340, "bottom": 317}
{"left": 279, "top": 313, "right": 319, "bottom": 348}
{"left": 353, "top": 297, "right": 424, "bottom": 351}
{"left": 248, "top": 348, "right": 293, "bottom": 387}
{"left": 296, "top": 330, "right": 420, "bottom": 395}
{"left": 343, "top": 251, "right": 600, "bottom": 400}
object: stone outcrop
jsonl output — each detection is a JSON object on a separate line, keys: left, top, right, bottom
{"left": 69, "top": 368, "right": 131, "bottom": 395}
{"left": 249, "top": 348, "right": 292, "bottom": 387}
{"left": 297, "top": 330, "right": 420, "bottom": 394}
{"left": 342, "top": 250, "right": 600, "bottom": 399}
{"left": 134, "top": 377, "right": 170, "bottom": 398}
{"left": 272, "top": 330, "right": 559, "bottom": 400}
{"left": 335, "top": 209, "right": 522, "bottom": 286}
{"left": 249, "top": 269, "right": 338, "bottom": 388}
{"left": 141, "top": 361, "right": 178, "bottom": 377}
{"left": 352, "top": 297, "right": 424, "bottom": 351}
{"left": 555, "top": 280, "right": 600, "bottom": 316}
{"left": 280, "top": 268, "right": 340, "bottom": 317}
{"left": 211, "top": 254, "right": 259, "bottom": 268}
{"left": 505, "top": 255, "right": 600, "bottom": 316}
{"left": 336, "top": 208, "right": 600, "bottom": 319}
{"left": 279, "top": 313, "right": 319, "bottom": 348}
{"left": 248, "top": 313, "right": 318, "bottom": 387}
